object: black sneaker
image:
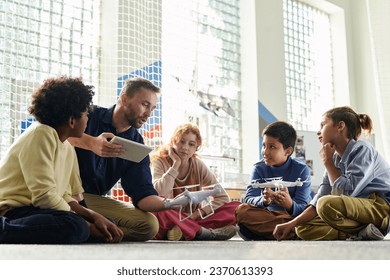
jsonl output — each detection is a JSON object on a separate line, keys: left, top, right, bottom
{"left": 208, "top": 225, "right": 237, "bottom": 240}
{"left": 236, "top": 225, "right": 253, "bottom": 241}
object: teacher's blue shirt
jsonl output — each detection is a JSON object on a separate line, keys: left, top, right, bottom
{"left": 74, "top": 105, "right": 158, "bottom": 207}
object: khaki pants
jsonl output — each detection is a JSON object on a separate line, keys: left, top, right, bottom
{"left": 296, "top": 193, "right": 390, "bottom": 240}
{"left": 84, "top": 193, "right": 159, "bottom": 241}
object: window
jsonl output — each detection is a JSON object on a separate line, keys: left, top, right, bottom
{"left": 162, "top": 0, "right": 242, "bottom": 177}
{"left": 283, "top": 0, "right": 334, "bottom": 131}
{"left": 0, "top": 0, "right": 98, "bottom": 158}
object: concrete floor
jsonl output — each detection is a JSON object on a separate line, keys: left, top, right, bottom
{"left": 2, "top": 236, "right": 390, "bottom": 260}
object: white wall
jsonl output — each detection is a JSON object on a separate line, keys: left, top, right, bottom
{"left": 240, "top": 0, "right": 262, "bottom": 174}
{"left": 240, "top": 0, "right": 389, "bottom": 164}
{"left": 240, "top": 0, "right": 288, "bottom": 174}
{"left": 346, "top": 0, "right": 387, "bottom": 159}
{"left": 313, "top": 0, "right": 387, "bottom": 160}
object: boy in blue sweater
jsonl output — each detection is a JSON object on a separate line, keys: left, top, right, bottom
{"left": 236, "top": 121, "right": 312, "bottom": 240}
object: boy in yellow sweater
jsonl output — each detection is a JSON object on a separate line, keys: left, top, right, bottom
{"left": 0, "top": 76, "right": 123, "bottom": 244}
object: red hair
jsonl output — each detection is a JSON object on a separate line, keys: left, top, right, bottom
{"left": 150, "top": 123, "right": 202, "bottom": 163}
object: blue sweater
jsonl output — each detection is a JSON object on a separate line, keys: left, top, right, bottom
{"left": 244, "top": 157, "right": 312, "bottom": 217}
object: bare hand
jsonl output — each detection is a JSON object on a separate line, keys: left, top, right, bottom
{"left": 273, "top": 222, "right": 296, "bottom": 241}
{"left": 168, "top": 146, "right": 182, "bottom": 169}
{"left": 273, "top": 187, "right": 293, "bottom": 210}
{"left": 90, "top": 215, "right": 124, "bottom": 243}
{"left": 189, "top": 208, "right": 204, "bottom": 220}
{"left": 319, "top": 143, "right": 335, "bottom": 165}
{"left": 263, "top": 187, "right": 275, "bottom": 206}
{"left": 92, "top": 132, "right": 125, "bottom": 157}
{"left": 320, "top": 142, "right": 341, "bottom": 184}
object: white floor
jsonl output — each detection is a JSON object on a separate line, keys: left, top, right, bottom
{"left": 2, "top": 235, "right": 390, "bottom": 260}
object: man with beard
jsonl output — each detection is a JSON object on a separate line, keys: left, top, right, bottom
{"left": 68, "top": 77, "right": 166, "bottom": 241}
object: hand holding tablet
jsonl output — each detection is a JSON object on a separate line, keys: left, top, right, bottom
{"left": 110, "top": 136, "right": 153, "bottom": 162}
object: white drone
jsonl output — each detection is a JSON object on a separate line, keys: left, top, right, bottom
{"left": 250, "top": 177, "right": 307, "bottom": 191}
{"left": 164, "top": 184, "right": 224, "bottom": 221}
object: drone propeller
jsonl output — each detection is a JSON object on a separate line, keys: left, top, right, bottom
{"left": 294, "top": 178, "right": 310, "bottom": 184}
{"left": 164, "top": 183, "right": 224, "bottom": 222}
{"left": 161, "top": 184, "right": 200, "bottom": 199}
{"left": 287, "top": 177, "right": 311, "bottom": 184}
{"left": 201, "top": 183, "right": 221, "bottom": 190}
{"left": 250, "top": 177, "right": 310, "bottom": 184}
{"left": 249, "top": 177, "right": 311, "bottom": 189}
{"left": 172, "top": 184, "right": 200, "bottom": 190}
{"left": 172, "top": 73, "right": 236, "bottom": 118}
{"left": 250, "top": 177, "right": 282, "bottom": 184}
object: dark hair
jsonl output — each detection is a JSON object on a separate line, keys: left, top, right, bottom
{"left": 121, "top": 77, "right": 160, "bottom": 97}
{"left": 262, "top": 121, "right": 297, "bottom": 149}
{"left": 28, "top": 76, "right": 94, "bottom": 128}
{"left": 323, "top": 106, "right": 373, "bottom": 140}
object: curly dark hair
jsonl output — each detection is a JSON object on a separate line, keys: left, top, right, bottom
{"left": 28, "top": 76, "right": 94, "bottom": 128}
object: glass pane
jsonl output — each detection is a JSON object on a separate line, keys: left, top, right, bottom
{"left": 283, "top": 0, "right": 334, "bottom": 131}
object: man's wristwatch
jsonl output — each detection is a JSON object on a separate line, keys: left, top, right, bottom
{"left": 164, "top": 199, "right": 172, "bottom": 209}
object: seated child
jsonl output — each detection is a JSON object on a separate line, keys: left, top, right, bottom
{"left": 236, "top": 121, "right": 312, "bottom": 240}
{"left": 273, "top": 107, "right": 390, "bottom": 241}
{"left": 151, "top": 123, "right": 239, "bottom": 241}
{"left": 0, "top": 76, "right": 123, "bottom": 244}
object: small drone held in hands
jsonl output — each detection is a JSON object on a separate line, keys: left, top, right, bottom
{"left": 250, "top": 177, "right": 308, "bottom": 191}
{"left": 164, "top": 184, "right": 224, "bottom": 221}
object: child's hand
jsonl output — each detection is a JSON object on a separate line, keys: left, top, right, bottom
{"left": 168, "top": 146, "right": 182, "bottom": 169}
{"left": 92, "top": 215, "right": 124, "bottom": 243}
{"left": 263, "top": 187, "right": 275, "bottom": 206}
{"left": 189, "top": 208, "right": 205, "bottom": 220}
{"left": 273, "top": 221, "right": 296, "bottom": 241}
{"left": 320, "top": 143, "right": 336, "bottom": 165}
{"left": 274, "top": 187, "right": 293, "bottom": 210}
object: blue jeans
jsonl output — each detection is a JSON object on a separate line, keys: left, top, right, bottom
{"left": 0, "top": 206, "right": 89, "bottom": 244}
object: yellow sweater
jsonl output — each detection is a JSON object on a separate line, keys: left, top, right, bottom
{"left": 0, "top": 123, "right": 83, "bottom": 213}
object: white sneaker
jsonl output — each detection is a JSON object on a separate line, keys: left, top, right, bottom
{"left": 348, "top": 224, "right": 384, "bottom": 241}
{"left": 358, "top": 224, "right": 384, "bottom": 240}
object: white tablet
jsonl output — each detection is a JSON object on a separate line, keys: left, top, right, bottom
{"left": 110, "top": 136, "right": 153, "bottom": 163}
